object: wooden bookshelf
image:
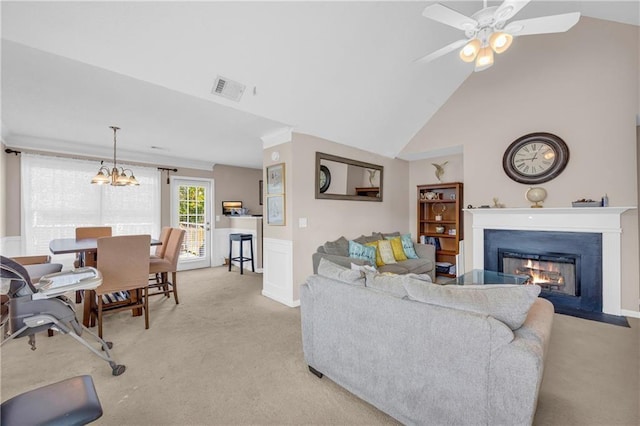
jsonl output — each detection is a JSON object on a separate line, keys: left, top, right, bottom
{"left": 417, "top": 182, "right": 463, "bottom": 277}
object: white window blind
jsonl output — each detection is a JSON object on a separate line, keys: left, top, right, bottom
{"left": 21, "top": 153, "right": 161, "bottom": 261}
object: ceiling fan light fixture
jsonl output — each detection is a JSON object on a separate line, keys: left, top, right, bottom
{"left": 489, "top": 31, "right": 513, "bottom": 54}
{"left": 459, "top": 38, "right": 481, "bottom": 62}
{"left": 474, "top": 46, "right": 494, "bottom": 71}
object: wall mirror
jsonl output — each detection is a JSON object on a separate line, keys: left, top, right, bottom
{"left": 315, "top": 152, "right": 383, "bottom": 201}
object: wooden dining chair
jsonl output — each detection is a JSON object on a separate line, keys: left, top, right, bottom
{"left": 89, "top": 235, "right": 151, "bottom": 338}
{"left": 148, "top": 228, "right": 186, "bottom": 304}
{"left": 74, "top": 226, "right": 112, "bottom": 303}
{"left": 74, "top": 226, "right": 112, "bottom": 268}
{"left": 151, "top": 226, "right": 172, "bottom": 260}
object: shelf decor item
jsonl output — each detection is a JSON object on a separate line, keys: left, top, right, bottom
{"left": 432, "top": 203, "right": 447, "bottom": 221}
{"left": 525, "top": 187, "right": 547, "bottom": 208}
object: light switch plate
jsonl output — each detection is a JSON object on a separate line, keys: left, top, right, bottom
{"left": 299, "top": 218, "right": 307, "bottom": 228}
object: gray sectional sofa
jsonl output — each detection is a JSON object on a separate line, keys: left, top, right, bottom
{"left": 312, "top": 232, "right": 435, "bottom": 281}
{"left": 300, "top": 259, "right": 554, "bottom": 425}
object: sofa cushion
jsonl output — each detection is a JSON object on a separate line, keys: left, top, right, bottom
{"left": 404, "top": 281, "right": 541, "bottom": 330}
{"left": 323, "top": 236, "right": 349, "bottom": 256}
{"left": 354, "top": 234, "right": 382, "bottom": 245}
{"left": 364, "top": 271, "right": 408, "bottom": 298}
{"left": 372, "top": 231, "right": 401, "bottom": 241}
{"left": 386, "top": 236, "right": 408, "bottom": 261}
{"left": 399, "top": 258, "right": 434, "bottom": 275}
{"left": 400, "top": 234, "right": 418, "bottom": 259}
{"left": 378, "top": 263, "right": 410, "bottom": 274}
{"left": 348, "top": 240, "right": 377, "bottom": 267}
{"left": 317, "top": 258, "right": 364, "bottom": 286}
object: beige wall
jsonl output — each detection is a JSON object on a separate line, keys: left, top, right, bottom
{"left": 0, "top": 143, "right": 7, "bottom": 237}
{"left": 162, "top": 167, "right": 214, "bottom": 227}
{"left": 280, "top": 132, "right": 411, "bottom": 301}
{"left": 408, "top": 154, "right": 464, "bottom": 241}
{"left": 212, "top": 164, "right": 263, "bottom": 229}
{"left": 402, "top": 17, "right": 639, "bottom": 312}
{"left": 263, "top": 142, "right": 294, "bottom": 241}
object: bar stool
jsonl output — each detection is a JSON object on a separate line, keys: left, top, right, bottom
{"left": 228, "top": 233, "right": 254, "bottom": 274}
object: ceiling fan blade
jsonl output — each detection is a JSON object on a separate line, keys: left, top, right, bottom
{"left": 414, "top": 39, "right": 469, "bottom": 64}
{"left": 494, "top": 0, "right": 531, "bottom": 22}
{"left": 505, "top": 12, "right": 581, "bottom": 36}
{"left": 422, "top": 4, "right": 477, "bottom": 31}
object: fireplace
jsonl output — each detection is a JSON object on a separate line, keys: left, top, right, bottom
{"left": 499, "top": 249, "right": 578, "bottom": 296}
{"left": 466, "top": 207, "right": 633, "bottom": 317}
{"left": 485, "top": 229, "right": 602, "bottom": 313}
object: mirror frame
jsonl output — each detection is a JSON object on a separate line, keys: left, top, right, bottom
{"left": 315, "top": 152, "right": 383, "bottom": 202}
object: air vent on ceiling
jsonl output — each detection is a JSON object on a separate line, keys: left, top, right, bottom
{"left": 211, "top": 76, "right": 245, "bottom": 102}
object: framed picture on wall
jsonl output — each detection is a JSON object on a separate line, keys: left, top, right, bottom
{"left": 267, "top": 194, "right": 285, "bottom": 226}
{"left": 267, "top": 163, "right": 285, "bottom": 195}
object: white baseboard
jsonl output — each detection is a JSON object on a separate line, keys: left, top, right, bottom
{"left": 620, "top": 309, "right": 640, "bottom": 319}
{"left": 261, "top": 289, "right": 300, "bottom": 308}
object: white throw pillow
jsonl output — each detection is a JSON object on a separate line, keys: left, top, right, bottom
{"left": 377, "top": 239, "right": 397, "bottom": 265}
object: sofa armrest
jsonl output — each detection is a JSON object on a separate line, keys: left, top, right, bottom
{"left": 488, "top": 298, "right": 554, "bottom": 425}
{"left": 413, "top": 243, "right": 436, "bottom": 281}
{"left": 413, "top": 243, "right": 435, "bottom": 261}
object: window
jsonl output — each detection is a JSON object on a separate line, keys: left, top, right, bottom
{"left": 21, "top": 154, "right": 160, "bottom": 263}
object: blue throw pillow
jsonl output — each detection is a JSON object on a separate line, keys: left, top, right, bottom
{"left": 348, "top": 240, "right": 377, "bottom": 267}
{"left": 401, "top": 234, "right": 419, "bottom": 259}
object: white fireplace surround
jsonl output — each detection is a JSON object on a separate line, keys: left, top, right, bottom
{"left": 465, "top": 207, "right": 636, "bottom": 316}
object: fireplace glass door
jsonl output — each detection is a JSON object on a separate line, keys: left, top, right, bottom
{"left": 499, "top": 250, "right": 578, "bottom": 297}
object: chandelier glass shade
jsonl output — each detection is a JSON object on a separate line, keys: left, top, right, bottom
{"left": 460, "top": 31, "right": 512, "bottom": 72}
{"left": 91, "top": 126, "right": 140, "bottom": 186}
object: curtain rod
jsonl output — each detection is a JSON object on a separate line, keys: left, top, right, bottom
{"left": 4, "top": 148, "right": 21, "bottom": 155}
{"left": 158, "top": 167, "right": 178, "bottom": 184}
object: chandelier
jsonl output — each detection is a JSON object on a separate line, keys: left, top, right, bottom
{"left": 91, "top": 126, "right": 139, "bottom": 186}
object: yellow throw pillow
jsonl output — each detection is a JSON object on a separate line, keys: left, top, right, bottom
{"left": 387, "top": 237, "right": 408, "bottom": 261}
{"left": 377, "top": 239, "right": 397, "bottom": 265}
{"left": 365, "top": 241, "right": 385, "bottom": 267}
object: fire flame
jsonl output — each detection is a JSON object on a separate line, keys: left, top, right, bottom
{"left": 522, "top": 259, "right": 564, "bottom": 285}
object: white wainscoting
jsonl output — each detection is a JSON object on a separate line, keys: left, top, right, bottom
{"left": 262, "top": 237, "right": 297, "bottom": 307}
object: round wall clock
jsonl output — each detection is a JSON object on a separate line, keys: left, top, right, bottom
{"left": 502, "top": 132, "right": 569, "bottom": 184}
{"left": 319, "top": 165, "right": 331, "bottom": 193}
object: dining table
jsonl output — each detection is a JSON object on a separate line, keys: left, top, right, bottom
{"left": 49, "top": 236, "right": 162, "bottom": 326}
{"left": 49, "top": 237, "right": 162, "bottom": 256}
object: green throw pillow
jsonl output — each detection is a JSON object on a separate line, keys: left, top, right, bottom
{"left": 349, "top": 240, "right": 377, "bottom": 267}
{"left": 401, "top": 234, "right": 418, "bottom": 259}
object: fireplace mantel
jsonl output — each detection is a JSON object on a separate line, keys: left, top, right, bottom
{"left": 465, "top": 207, "right": 636, "bottom": 316}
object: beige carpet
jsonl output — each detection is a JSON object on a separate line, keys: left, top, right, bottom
{"left": 1, "top": 266, "right": 638, "bottom": 425}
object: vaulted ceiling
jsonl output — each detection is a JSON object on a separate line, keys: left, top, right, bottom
{"left": 2, "top": 1, "right": 638, "bottom": 169}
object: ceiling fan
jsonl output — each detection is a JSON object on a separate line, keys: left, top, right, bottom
{"left": 416, "top": 0, "right": 580, "bottom": 71}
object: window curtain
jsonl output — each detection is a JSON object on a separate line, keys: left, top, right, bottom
{"left": 21, "top": 153, "right": 161, "bottom": 259}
